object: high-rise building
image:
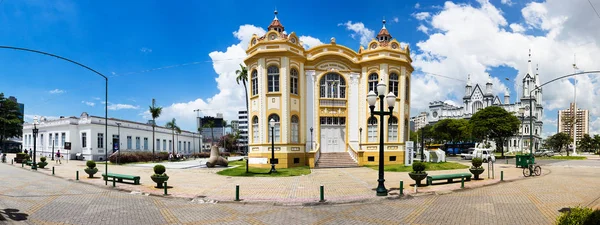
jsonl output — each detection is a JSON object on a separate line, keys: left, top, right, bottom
{"left": 8, "top": 96, "right": 24, "bottom": 122}
{"left": 230, "top": 120, "right": 239, "bottom": 132}
{"left": 558, "top": 102, "right": 589, "bottom": 144}
{"left": 410, "top": 112, "right": 428, "bottom": 132}
{"left": 200, "top": 115, "right": 225, "bottom": 143}
{"left": 238, "top": 111, "right": 248, "bottom": 154}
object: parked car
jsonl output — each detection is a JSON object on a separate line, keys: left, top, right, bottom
{"left": 463, "top": 148, "right": 495, "bottom": 162}
{"left": 460, "top": 149, "right": 475, "bottom": 160}
{"left": 534, "top": 149, "right": 554, "bottom": 157}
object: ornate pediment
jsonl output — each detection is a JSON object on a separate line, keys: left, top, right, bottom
{"left": 316, "top": 62, "right": 350, "bottom": 72}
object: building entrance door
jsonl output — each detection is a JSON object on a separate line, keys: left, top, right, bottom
{"left": 320, "top": 125, "right": 345, "bottom": 153}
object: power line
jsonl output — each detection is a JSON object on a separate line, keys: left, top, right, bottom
{"left": 588, "top": 0, "right": 600, "bottom": 20}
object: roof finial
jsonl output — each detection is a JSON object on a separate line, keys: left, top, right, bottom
{"left": 274, "top": 9, "right": 278, "bottom": 20}
{"left": 382, "top": 17, "right": 387, "bottom": 29}
{"left": 528, "top": 49, "right": 531, "bottom": 61}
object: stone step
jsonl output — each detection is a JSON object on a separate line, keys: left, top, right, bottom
{"left": 316, "top": 152, "right": 358, "bottom": 169}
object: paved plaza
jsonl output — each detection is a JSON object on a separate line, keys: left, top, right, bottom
{"left": 1, "top": 156, "right": 599, "bottom": 224}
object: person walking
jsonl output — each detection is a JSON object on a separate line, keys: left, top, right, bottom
{"left": 56, "top": 150, "right": 62, "bottom": 164}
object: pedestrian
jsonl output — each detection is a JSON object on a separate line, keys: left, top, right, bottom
{"left": 56, "top": 150, "right": 62, "bottom": 164}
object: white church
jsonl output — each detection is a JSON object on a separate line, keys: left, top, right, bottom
{"left": 428, "top": 52, "right": 544, "bottom": 152}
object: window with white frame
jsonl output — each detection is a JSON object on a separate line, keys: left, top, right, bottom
{"left": 144, "top": 138, "right": 148, "bottom": 150}
{"left": 251, "top": 70, "right": 258, "bottom": 96}
{"left": 405, "top": 78, "right": 410, "bottom": 102}
{"left": 319, "top": 73, "right": 346, "bottom": 98}
{"left": 188, "top": 142, "right": 191, "bottom": 153}
{"left": 49, "top": 133, "right": 53, "bottom": 146}
{"left": 388, "top": 117, "right": 398, "bottom": 142}
{"left": 163, "top": 139, "right": 167, "bottom": 151}
{"left": 267, "top": 66, "right": 280, "bottom": 92}
{"left": 81, "top": 133, "right": 86, "bottom": 148}
{"left": 97, "top": 133, "right": 104, "bottom": 148}
{"left": 368, "top": 73, "right": 379, "bottom": 95}
{"left": 291, "top": 115, "right": 299, "bottom": 143}
{"left": 127, "top": 136, "right": 132, "bottom": 149}
{"left": 389, "top": 73, "right": 399, "bottom": 97}
{"left": 290, "top": 68, "right": 299, "bottom": 95}
{"left": 368, "top": 117, "right": 378, "bottom": 142}
{"left": 178, "top": 141, "right": 181, "bottom": 152}
{"left": 169, "top": 140, "right": 172, "bottom": 151}
{"left": 156, "top": 139, "right": 160, "bottom": 150}
{"left": 252, "top": 116, "right": 259, "bottom": 142}
{"left": 54, "top": 133, "right": 58, "bottom": 147}
{"left": 61, "top": 133, "right": 65, "bottom": 146}
{"left": 135, "top": 137, "right": 140, "bottom": 150}
{"left": 268, "top": 114, "right": 280, "bottom": 142}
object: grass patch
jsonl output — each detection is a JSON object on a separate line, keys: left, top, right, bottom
{"left": 216, "top": 160, "right": 311, "bottom": 177}
{"left": 365, "top": 162, "right": 469, "bottom": 172}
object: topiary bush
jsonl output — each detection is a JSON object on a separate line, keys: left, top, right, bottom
{"left": 153, "top": 164, "right": 166, "bottom": 175}
{"left": 472, "top": 158, "right": 483, "bottom": 168}
{"left": 412, "top": 162, "right": 426, "bottom": 173}
{"left": 556, "top": 207, "right": 598, "bottom": 225}
{"left": 40, "top": 156, "right": 47, "bottom": 162}
{"left": 86, "top": 160, "right": 96, "bottom": 168}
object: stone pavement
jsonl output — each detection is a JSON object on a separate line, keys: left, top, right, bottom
{"left": 1, "top": 159, "right": 600, "bottom": 224}
{"left": 3, "top": 154, "right": 538, "bottom": 204}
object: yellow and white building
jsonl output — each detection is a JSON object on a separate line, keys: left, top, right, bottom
{"left": 245, "top": 11, "right": 413, "bottom": 168}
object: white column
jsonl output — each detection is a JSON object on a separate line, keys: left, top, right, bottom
{"left": 348, "top": 72, "right": 360, "bottom": 149}
{"left": 258, "top": 59, "right": 266, "bottom": 145}
{"left": 305, "top": 70, "right": 316, "bottom": 152}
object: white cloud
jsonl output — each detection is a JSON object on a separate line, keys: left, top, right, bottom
{"left": 140, "top": 25, "right": 266, "bottom": 131}
{"left": 393, "top": 17, "right": 399, "bottom": 23}
{"left": 509, "top": 23, "right": 525, "bottom": 33}
{"left": 49, "top": 89, "right": 65, "bottom": 94}
{"left": 415, "top": 3, "right": 421, "bottom": 9}
{"left": 413, "top": 12, "right": 431, "bottom": 21}
{"left": 81, "top": 101, "right": 95, "bottom": 107}
{"left": 107, "top": 104, "right": 139, "bottom": 110}
{"left": 501, "top": 0, "right": 513, "bottom": 6}
{"left": 338, "top": 21, "right": 375, "bottom": 47}
{"left": 140, "top": 47, "right": 152, "bottom": 53}
{"left": 299, "top": 35, "right": 323, "bottom": 49}
{"left": 417, "top": 24, "right": 429, "bottom": 34}
{"left": 409, "top": 0, "right": 600, "bottom": 137}
{"left": 93, "top": 97, "right": 101, "bottom": 100}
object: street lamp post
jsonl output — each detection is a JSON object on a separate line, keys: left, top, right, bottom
{"left": 366, "top": 79, "right": 396, "bottom": 196}
{"left": 420, "top": 127, "right": 425, "bottom": 162}
{"left": 116, "top": 122, "right": 121, "bottom": 164}
{"left": 52, "top": 140, "right": 55, "bottom": 161}
{"left": 269, "top": 118, "right": 277, "bottom": 173}
{"left": 310, "top": 127, "right": 313, "bottom": 150}
{"left": 32, "top": 116, "right": 39, "bottom": 170}
{"left": 359, "top": 127, "right": 363, "bottom": 149}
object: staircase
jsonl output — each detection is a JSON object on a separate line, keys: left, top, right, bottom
{"left": 316, "top": 152, "right": 358, "bottom": 168}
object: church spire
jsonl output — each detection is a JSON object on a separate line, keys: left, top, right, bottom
{"left": 527, "top": 49, "right": 534, "bottom": 77}
{"left": 535, "top": 63, "right": 540, "bottom": 86}
{"left": 466, "top": 74, "right": 471, "bottom": 86}
{"left": 268, "top": 10, "right": 285, "bottom": 33}
{"left": 376, "top": 19, "right": 392, "bottom": 42}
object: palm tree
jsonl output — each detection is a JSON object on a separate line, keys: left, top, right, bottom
{"left": 149, "top": 100, "right": 162, "bottom": 161}
{"left": 236, "top": 64, "right": 249, "bottom": 153}
{"left": 165, "top": 118, "right": 180, "bottom": 155}
{"left": 203, "top": 120, "right": 215, "bottom": 145}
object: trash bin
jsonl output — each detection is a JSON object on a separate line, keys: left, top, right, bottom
{"left": 516, "top": 154, "right": 534, "bottom": 168}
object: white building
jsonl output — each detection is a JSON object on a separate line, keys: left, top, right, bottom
{"left": 22, "top": 112, "right": 201, "bottom": 161}
{"left": 410, "top": 112, "right": 428, "bottom": 132}
{"left": 428, "top": 51, "right": 544, "bottom": 152}
{"left": 237, "top": 110, "right": 248, "bottom": 154}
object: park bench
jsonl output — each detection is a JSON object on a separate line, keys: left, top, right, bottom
{"left": 25, "top": 161, "right": 32, "bottom": 166}
{"left": 102, "top": 173, "right": 140, "bottom": 185}
{"left": 427, "top": 173, "right": 472, "bottom": 186}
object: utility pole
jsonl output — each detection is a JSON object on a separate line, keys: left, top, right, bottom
{"left": 572, "top": 55, "right": 578, "bottom": 155}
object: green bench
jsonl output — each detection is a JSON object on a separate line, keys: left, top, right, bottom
{"left": 25, "top": 161, "right": 32, "bottom": 166}
{"left": 102, "top": 173, "right": 140, "bottom": 185}
{"left": 427, "top": 173, "right": 472, "bottom": 186}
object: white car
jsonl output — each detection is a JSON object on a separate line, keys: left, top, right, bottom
{"left": 461, "top": 150, "right": 474, "bottom": 160}
{"left": 467, "top": 148, "right": 496, "bottom": 163}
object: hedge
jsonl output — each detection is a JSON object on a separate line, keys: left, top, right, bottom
{"left": 108, "top": 152, "right": 169, "bottom": 164}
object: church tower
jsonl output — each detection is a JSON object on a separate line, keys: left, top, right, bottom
{"left": 463, "top": 74, "right": 472, "bottom": 113}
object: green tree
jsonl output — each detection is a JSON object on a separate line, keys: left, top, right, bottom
{"left": 549, "top": 132, "right": 573, "bottom": 156}
{"left": 469, "top": 106, "right": 520, "bottom": 158}
{"left": 235, "top": 64, "right": 249, "bottom": 118}
{"left": 165, "top": 118, "right": 180, "bottom": 155}
{"left": 218, "top": 133, "right": 238, "bottom": 152}
{"left": 592, "top": 134, "right": 600, "bottom": 154}
{"left": 578, "top": 134, "right": 594, "bottom": 152}
{"left": 149, "top": 99, "right": 162, "bottom": 160}
{"left": 203, "top": 120, "right": 216, "bottom": 145}
{"left": 0, "top": 93, "right": 23, "bottom": 152}
{"left": 433, "top": 119, "right": 471, "bottom": 143}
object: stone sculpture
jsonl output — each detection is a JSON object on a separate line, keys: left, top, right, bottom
{"left": 206, "top": 145, "right": 228, "bottom": 168}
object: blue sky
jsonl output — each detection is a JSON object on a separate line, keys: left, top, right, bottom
{"left": 1, "top": 0, "right": 599, "bottom": 137}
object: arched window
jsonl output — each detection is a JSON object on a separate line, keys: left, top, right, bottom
{"left": 368, "top": 73, "right": 379, "bottom": 95}
{"left": 251, "top": 70, "right": 258, "bottom": 96}
{"left": 388, "top": 117, "right": 398, "bottom": 142}
{"left": 267, "top": 66, "right": 279, "bottom": 92}
{"left": 472, "top": 101, "right": 483, "bottom": 114}
{"left": 368, "top": 117, "right": 378, "bottom": 142}
{"left": 252, "top": 116, "right": 259, "bottom": 142}
{"left": 268, "top": 114, "right": 280, "bottom": 142}
{"left": 389, "top": 73, "right": 399, "bottom": 97}
{"left": 290, "top": 68, "right": 299, "bottom": 95}
{"left": 405, "top": 77, "right": 410, "bottom": 102}
{"left": 291, "top": 115, "right": 299, "bottom": 143}
{"left": 319, "top": 73, "right": 346, "bottom": 98}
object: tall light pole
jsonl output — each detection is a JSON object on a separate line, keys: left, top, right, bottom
{"left": 32, "top": 116, "right": 39, "bottom": 170}
{"left": 366, "top": 79, "right": 396, "bottom": 196}
{"left": 52, "top": 140, "right": 55, "bottom": 161}
{"left": 116, "top": 122, "right": 121, "bottom": 164}
{"left": 269, "top": 118, "right": 277, "bottom": 173}
{"left": 572, "top": 59, "right": 578, "bottom": 155}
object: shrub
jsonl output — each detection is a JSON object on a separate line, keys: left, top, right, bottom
{"left": 472, "top": 158, "right": 483, "bottom": 168}
{"left": 556, "top": 207, "right": 600, "bottom": 225}
{"left": 153, "top": 164, "right": 166, "bottom": 175}
{"left": 191, "top": 152, "right": 210, "bottom": 158}
{"left": 412, "top": 162, "right": 426, "bottom": 173}
{"left": 40, "top": 156, "right": 47, "bottom": 162}
{"left": 108, "top": 152, "right": 170, "bottom": 164}
{"left": 86, "top": 160, "right": 96, "bottom": 168}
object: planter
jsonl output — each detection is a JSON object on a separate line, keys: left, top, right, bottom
{"left": 37, "top": 161, "right": 48, "bottom": 169}
{"left": 408, "top": 172, "right": 428, "bottom": 187}
{"left": 151, "top": 175, "right": 169, "bottom": 188}
{"left": 84, "top": 167, "right": 98, "bottom": 178}
{"left": 469, "top": 167, "right": 485, "bottom": 180}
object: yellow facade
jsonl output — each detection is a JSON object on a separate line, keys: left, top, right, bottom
{"left": 245, "top": 12, "right": 413, "bottom": 168}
